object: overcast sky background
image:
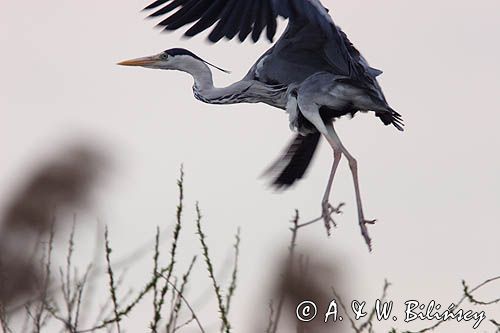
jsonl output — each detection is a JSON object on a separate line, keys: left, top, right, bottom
{"left": 1, "top": 0, "right": 500, "bottom": 332}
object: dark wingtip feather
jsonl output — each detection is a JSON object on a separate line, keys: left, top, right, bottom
{"left": 377, "top": 108, "right": 404, "bottom": 132}
{"left": 393, "top": 123, "right": 404, "bottom": 132}
{"left": 143, "top": 0, "right": 170, "bottom": 11}
{"left": 264, "top": 133, "right": 321, "bottom": 189}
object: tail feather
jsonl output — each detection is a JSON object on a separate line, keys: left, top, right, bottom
{"left": 264, "top": 132, "right": 321, "bottom": 188}
{"left": 377, "top": 108, "right": 404, "bottom": 131}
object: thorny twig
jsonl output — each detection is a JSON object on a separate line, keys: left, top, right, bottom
{"left": 462, "top": 276, "right": 500, "bottom": 306}
{"left": 152, "top": 166, "right": 184, "bottom": 332}
{"left": 331, "top": 285, "right": 361, "bottom": 333}
{"left": 158, "top": 272, "right": 206, "bottom": 333}
{"left": 77, "top": 266, "right": 171, "bottom": 333}
{"left": 152, "top": 227, "right": 161, "bottom": 332}
{"left": 406, "top": 275, "right": 500, "bottom": 333}
{"left": 104, "top": 227, "right": 121, "bottom": 333}
{"left": 195, "top": 202, "right": 231, "bottom": 333}
{"left": 225, "top": 228, "right": 241, "bottom": 315}
{"left": 359, "top": 279, "right": 391, "bottom": 332}
{"left": 166, "top": 256, "right": 197, "bottom": 333}
{"left": 34, "top": 222, "right": 55, "bottom": 332}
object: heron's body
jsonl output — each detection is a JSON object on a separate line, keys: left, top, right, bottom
{"left": 119, "top": 0, "right": 404, "bottom": 250}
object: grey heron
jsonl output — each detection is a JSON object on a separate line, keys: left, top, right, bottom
{"left": 118, "top": 0, "right": 403, "bottom": 251}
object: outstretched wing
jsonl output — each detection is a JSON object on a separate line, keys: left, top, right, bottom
{"left": 144, "top": 0, "right": 335, "bottom": 43}
{"left": 144, "top": 0, "right": 277, "bottom": 43}
{"left": 144, "top": 0, "right": 363, "bottom": 78}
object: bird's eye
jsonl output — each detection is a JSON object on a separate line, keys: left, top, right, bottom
{"left": 160, "top": 53, "right": 169, "bottom": 60}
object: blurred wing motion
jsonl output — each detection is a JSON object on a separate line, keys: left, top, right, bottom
{"left": 144, "top": 0, "right": 366, "bottom": 78}
{"left": 144, "top": 0, "right": 332, "bottom": 42}
{"left": 125, "top": 0, "right": 403, "bottom": 251}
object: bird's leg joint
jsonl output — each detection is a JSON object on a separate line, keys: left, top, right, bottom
{"left": 348, "top": 157, "right": 358, "bottom": 171}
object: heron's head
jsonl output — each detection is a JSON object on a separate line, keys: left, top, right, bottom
{"left": 118, "top": 48, "right": 229, "bottom": 73}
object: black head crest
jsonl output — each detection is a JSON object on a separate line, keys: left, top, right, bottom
{"left": 164, "top": 48, "right": 231, "bottom": 74}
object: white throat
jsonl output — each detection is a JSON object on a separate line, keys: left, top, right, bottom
{"left": 174, "top": 56, "right": 214, "bottom": 91}
{"left": 171, "top": 55, "right": 287, "bottom": 108}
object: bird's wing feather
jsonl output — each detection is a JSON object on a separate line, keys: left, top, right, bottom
{"left": 144, "top": 0, "right": 371, "bottom": 80}
{"left": 144, "top": 0, "right": 273, "bottom": 42}
{"left": 145, "top": 0, "right": 339, "bottom": 44}
{"left": 246, "top": 18, "right": 366, "bottom": 84}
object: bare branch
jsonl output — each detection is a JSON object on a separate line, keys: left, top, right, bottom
{"left": 158, "top": 273, "right": 206, "bottom": 333}
{"left": 104, "top": 227, "right": 121, "bottom": 333}
{"left": 195, "top": 203, "right": 231, "bottom": 333}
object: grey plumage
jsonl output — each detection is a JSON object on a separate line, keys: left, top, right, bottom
{"left": 121, "top": 0, "right": 404, "bottom": 250}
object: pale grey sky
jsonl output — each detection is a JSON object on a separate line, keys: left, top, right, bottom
{"left": 1, "top": 0, "right": 500, "bottom": 332}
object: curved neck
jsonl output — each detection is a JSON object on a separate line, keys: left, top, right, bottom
{"left": 174, "top": 57, "right": 287, "bottom": 107}
{"left": 175, "top": 57, "right": 214, "bottom": 91}
{"left": 175, "top": 57, "right": 251, "bottom": 104}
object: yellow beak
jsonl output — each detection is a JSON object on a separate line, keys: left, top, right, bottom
{"left": 117, "top": 55, "right": 159, "bottom": 66}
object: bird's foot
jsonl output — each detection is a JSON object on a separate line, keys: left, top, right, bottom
{"left": 359, "top": 217, "right": 377, "bottom": 252}
{"left": 322, "top": 202, "right": 345, "bottom": 236}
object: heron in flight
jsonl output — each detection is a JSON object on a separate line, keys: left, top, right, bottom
{"left": 119, "top": 0, "right": 403, "bottom": 250}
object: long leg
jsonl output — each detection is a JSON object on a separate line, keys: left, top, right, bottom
{"left": 296, "top": 105, "right": 344, "bottom": 233}
{"left": 299, "top": 103, "right": 375, "bottom": 250}
{"left": 325, "top": 124, "right": 376, "bottom": 251}
{"left": 321, "top": 144, "right": 344, "bottom": 234}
